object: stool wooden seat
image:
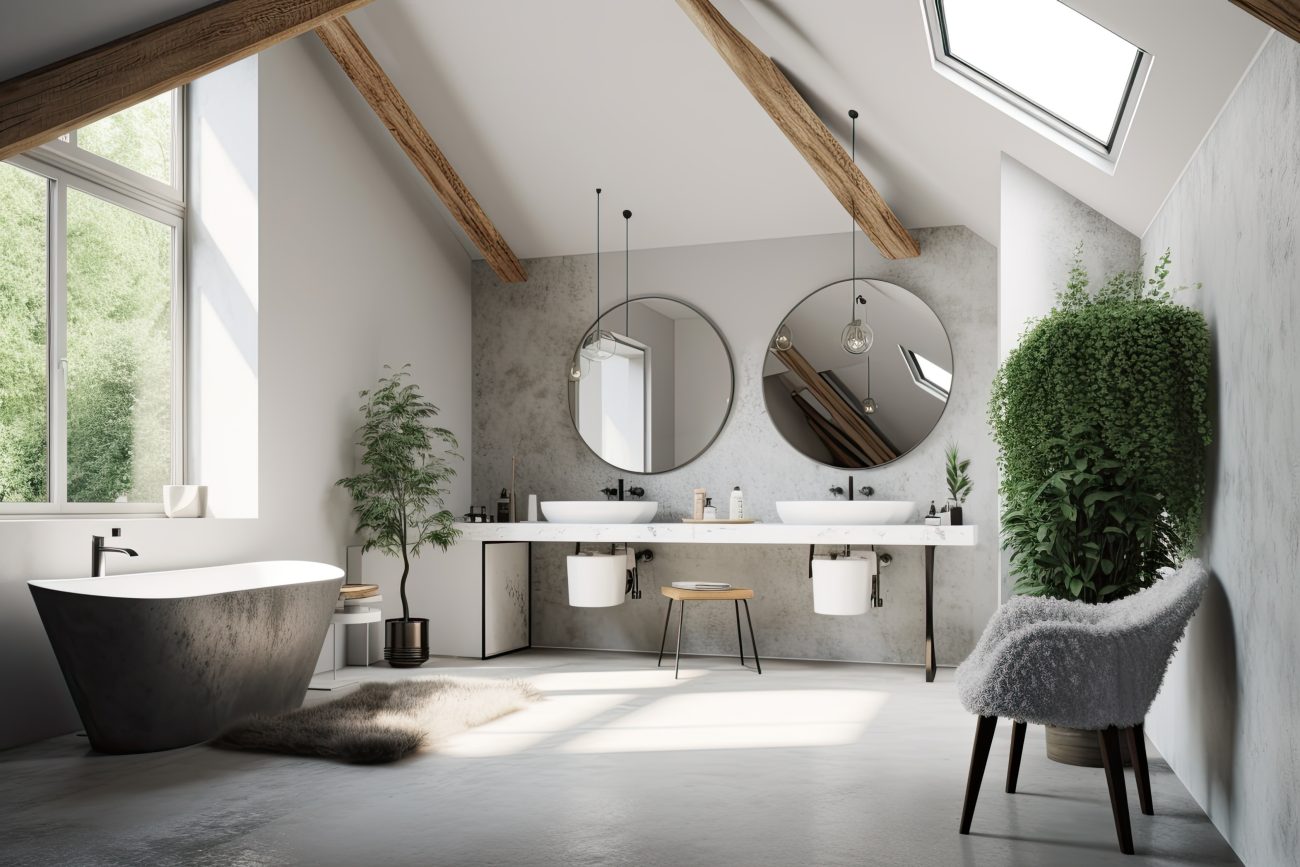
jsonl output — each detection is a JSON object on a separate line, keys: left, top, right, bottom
{"left": 657, "top": 585, "right": 761, "bottom": 678}
{"left": 659, "top": 586, "right": 754, "bottom": 601}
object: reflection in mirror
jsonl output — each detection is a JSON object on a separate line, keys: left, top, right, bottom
{"left": 569, "top": 297, "right": 733, "bottom": 473}
{"left": 763, "top": 278, "right": 952, "bottom": 469}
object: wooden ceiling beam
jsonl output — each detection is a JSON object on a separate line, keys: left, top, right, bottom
{"left": 1229, "top": 0, "right": 1300, "bottom": 43}
{"left": 314, "top": 17, "right": 527, "bottom": 283}
{"left": 0, "top": 0, "right": 375, "bottom": 162}
{"left": 675, "top": 0, "right": 920, "bottom": 260}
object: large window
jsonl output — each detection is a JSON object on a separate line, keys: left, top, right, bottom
{"left": 1, "top": 90, "right": 184, "bottom": 513}
{"left": 925, "top": 0, "right": 1149, "bottom": 158}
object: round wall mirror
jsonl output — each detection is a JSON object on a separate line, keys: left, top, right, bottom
{"left": 568, "top": 296, "right": 733, "bottom": 473}
{"left": 763, "top": 278, "right": 952, "bottom": 469}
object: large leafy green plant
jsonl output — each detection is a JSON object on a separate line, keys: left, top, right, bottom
{"left": 1003, "top": 425, "right": 1179, "bottom": 602}
{"left": 337, "top": 366, "right": 461, "bottom": 621}
{"left": 990, "top": 250, "right": 1210, "bottom": 600}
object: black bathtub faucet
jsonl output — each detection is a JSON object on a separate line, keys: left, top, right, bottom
{"left": 91, "top": 528, "right": 138, "bottom": 578}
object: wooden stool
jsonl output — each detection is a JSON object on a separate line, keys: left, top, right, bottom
{"left": 657, "top": 586, "right": 761, "bottom": 678}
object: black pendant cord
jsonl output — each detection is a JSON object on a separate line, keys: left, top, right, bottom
{"left": 595, "top": 188, "right": 602, "bottom": 331}
{"left": 849, "top": 109, "right": 858, "bottom": 321}
{"left": 624, "top": 209, "right": 632, "bottom": 335}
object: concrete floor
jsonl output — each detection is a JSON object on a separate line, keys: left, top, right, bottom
{"left": 0, "top": 650, "right": 1238, "bottom": 867}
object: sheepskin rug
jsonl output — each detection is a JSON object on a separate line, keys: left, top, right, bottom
{"left": 211, "top": 676, "right": 541, "bottom": 764}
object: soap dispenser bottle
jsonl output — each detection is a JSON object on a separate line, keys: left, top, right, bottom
{"left": 703, "top": 497, "right": 717, "bottom": 520}
{"left": 729, "top": 486, "right": 744, "bottom": 520}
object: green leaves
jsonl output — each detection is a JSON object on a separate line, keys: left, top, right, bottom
{"left": 337, "top": 365, "right": 463, "bottom": 618}
{"left": 989, "top": 249, "right": 1211, "bottom": 603}
{"left": 1000, "top": 423, "right": 1181, "bottom": 603}
{"left": 945, "top": 442, "right": 973, "bottom": 505}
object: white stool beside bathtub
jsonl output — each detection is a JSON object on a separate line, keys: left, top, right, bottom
{"left": 309, "top": 603, "right": 383, "bottom": 691}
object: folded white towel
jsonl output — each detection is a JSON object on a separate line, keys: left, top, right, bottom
{"left": 671, "top": 581, "right": 733, "bottom": 590}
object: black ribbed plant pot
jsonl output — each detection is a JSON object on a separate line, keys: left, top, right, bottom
{"left": 385, "top": 617, "right": 429, "bottom": 668}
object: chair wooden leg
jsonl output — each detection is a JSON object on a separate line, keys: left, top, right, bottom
{"left": 1099, "top": 726, "right": 1135, "bottom": 855}
{"left": 742, "top": 599, "right": 761, "bottom": 674}
{"left": 656, "top": 599, "right": 673, "bottom": 667}
{"left": 959, "top": 715, "right": 998, "bottom": 834}
{"left": 734, "top": 600, "right": 745, "bottom": 666}
{"left": 1006, "top": 720, "right": 1027, "bottom": 793}
{"left": 1125, "top": 723, "right": 1154, "bottom": 816}
{"left": 674, "top": 600, "right": 686, "bottom": 679}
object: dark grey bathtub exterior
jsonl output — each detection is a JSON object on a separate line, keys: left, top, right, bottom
{"left": 30, "top": 567, "right": 343, "bottom": 753}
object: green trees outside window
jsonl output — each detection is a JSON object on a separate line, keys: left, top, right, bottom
{"left": 0, "top": 92, "right": 179, "bottom": 507}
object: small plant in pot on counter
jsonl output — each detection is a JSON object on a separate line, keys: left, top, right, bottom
{"left": 944, "top": 443, "right": 972, "bottom": 525}
{"left": 338, "top": 365, "right": 461, "bottom": 668}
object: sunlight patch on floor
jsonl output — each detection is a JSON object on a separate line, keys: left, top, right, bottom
{"left": 439, "top": 692, "right": 637, "bottom": 757}
{"left": 559, "top": 690, "right": 888, "bottom": 753}
{"left": 527, "top": 669, "right": 707, "bottom": 692}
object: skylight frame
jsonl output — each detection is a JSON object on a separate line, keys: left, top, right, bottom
{"left": 923, "top": 0, "right": 1151, "bottom": 161}
{"left": 899, "top": 346, "right": 951, "bottom": 402}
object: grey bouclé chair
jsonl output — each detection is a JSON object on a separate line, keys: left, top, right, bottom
{"left": 955, "top": 559, "right": 1208, "bottom": 855}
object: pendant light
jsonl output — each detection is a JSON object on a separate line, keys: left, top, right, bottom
{"left": 772, "top": 322, "right": 793, "bottom": 352}
{"left": 862, "top": 354, "right": 878, "bottom": 414}
{"left": 581, "top": 188, "right": 616, "bottom": 361}
{"left": 841, "top": 109, "right": 873, "bottom": 356}
{"left": 623, "top": 209, "right": 632, "bottom": 336}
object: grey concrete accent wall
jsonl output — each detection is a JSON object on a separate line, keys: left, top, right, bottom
{"left": 473, "top": 227, "right": 999, "bottom": 666}
{"left": 1140, "top": 33, "right": 1299, "bottom": 867}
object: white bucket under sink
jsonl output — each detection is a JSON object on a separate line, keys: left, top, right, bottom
{"left": 812, "top": 554, "right": 876, "bottom": 615}
{"left": 567, "top": 555, "right": 627, "bottom": 607}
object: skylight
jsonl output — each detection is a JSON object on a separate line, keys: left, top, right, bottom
{"left": 900, "top": 347, "right": 952, "bottom": 401}
{"left": 926, "top": 0, "right": 1148, "bottom": 156}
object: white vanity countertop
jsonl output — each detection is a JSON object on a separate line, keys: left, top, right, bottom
{"left": 454, "top": 522, "right": 977, "bottom": 546}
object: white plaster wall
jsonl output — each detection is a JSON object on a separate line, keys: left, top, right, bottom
{"left": 1141, "top": 33, "right": 1299, "bottom": 867}
{"left": 0, "top": 37, "right": 473, "bottom": 749}
{"left": 999, "top": 154, "right": 1140, "bottom": 361}
{"left": 472, "top": 227, "right": 999, "bottom": 666}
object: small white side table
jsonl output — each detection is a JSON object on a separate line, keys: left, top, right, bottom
{"left": 309, "top": 604, "right": 382, "bottom": 691}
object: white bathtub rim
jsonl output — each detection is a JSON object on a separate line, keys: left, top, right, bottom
{"left": 28, "top": 560, "right": 344, "bottom": 600}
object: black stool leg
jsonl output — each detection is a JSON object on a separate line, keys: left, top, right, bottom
{"left": 1125, "top": 723, "right": 1154, "bottom": 816}
{"left": 674, "top": 600, "right": 686, "bottom": 679}
{"left": 960, "top": 715, "right": 998, "bottom": 834}
{"left": 734, "top": 600, "right": 745, "bottom": 666}
{"left": 657, "top": 599, "right": 673, "bottom": 667}
{"left": 742, "top": 599, "right": 761, "bottom": 674}
{"left": 1099, "top": 726, "right": 1135, "bottom": 854}
{"left": 1006, "top": 720, "right": 1027, "bottom": 793}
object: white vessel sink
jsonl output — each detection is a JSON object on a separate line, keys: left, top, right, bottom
{"left": 541, "top": 501, "right": 658, "bottom": 524}
{"left": 775, "top": 500, "right": 917, "bottom": 525}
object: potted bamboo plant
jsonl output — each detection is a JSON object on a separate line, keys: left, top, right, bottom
{"left": 944, "top": 443, "right": 972, "bottom": 525}
{"left": 338, "top": 366, "right": 461, "bottom": 668}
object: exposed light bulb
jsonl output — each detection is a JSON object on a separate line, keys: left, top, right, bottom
{"left": 862, "top": 396, "right": 878, "bottom": 415}
{"left": 580, "top": 329, "right": 616, "bottom": 361}
{"left": 841, "top": 319, "right": 873, "bottom": 355}
{"left": 772, "top": 323, "right": 793, "bottom": 352}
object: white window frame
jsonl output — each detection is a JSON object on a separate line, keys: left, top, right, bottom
{"left": 922, "top": 0, "right": 1152, "bottom": 165}
{"left": 899, "top": 345, "right": 951, "bottom": 402}
{"left": 1, "top": 89, "right": 186, "bottom": 516}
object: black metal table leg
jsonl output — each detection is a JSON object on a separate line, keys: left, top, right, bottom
{"left": 674, "top": 601, "right": 686, "bottom": 679}
{"left": 734, "top": 600, "right": 745, "bottom": 666}
{"left": 924, "top": 544, "right": 936, "bottom": 682}
{"left": 657, "top": 598, "right": 673, "bottom": 667}
{"left": 743, "top": 599, "right": 761, "bottom": 674}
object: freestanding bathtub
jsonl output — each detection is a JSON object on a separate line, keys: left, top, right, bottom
{"left": 29, "top": 560, "right": 344, "bottom": 753}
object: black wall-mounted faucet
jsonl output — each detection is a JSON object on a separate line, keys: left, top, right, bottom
{"left": 848, "top": 476, "right": 874, "bottom": 500}
{"left": 91, "top": 528, "right": 138, "bottom": 578}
